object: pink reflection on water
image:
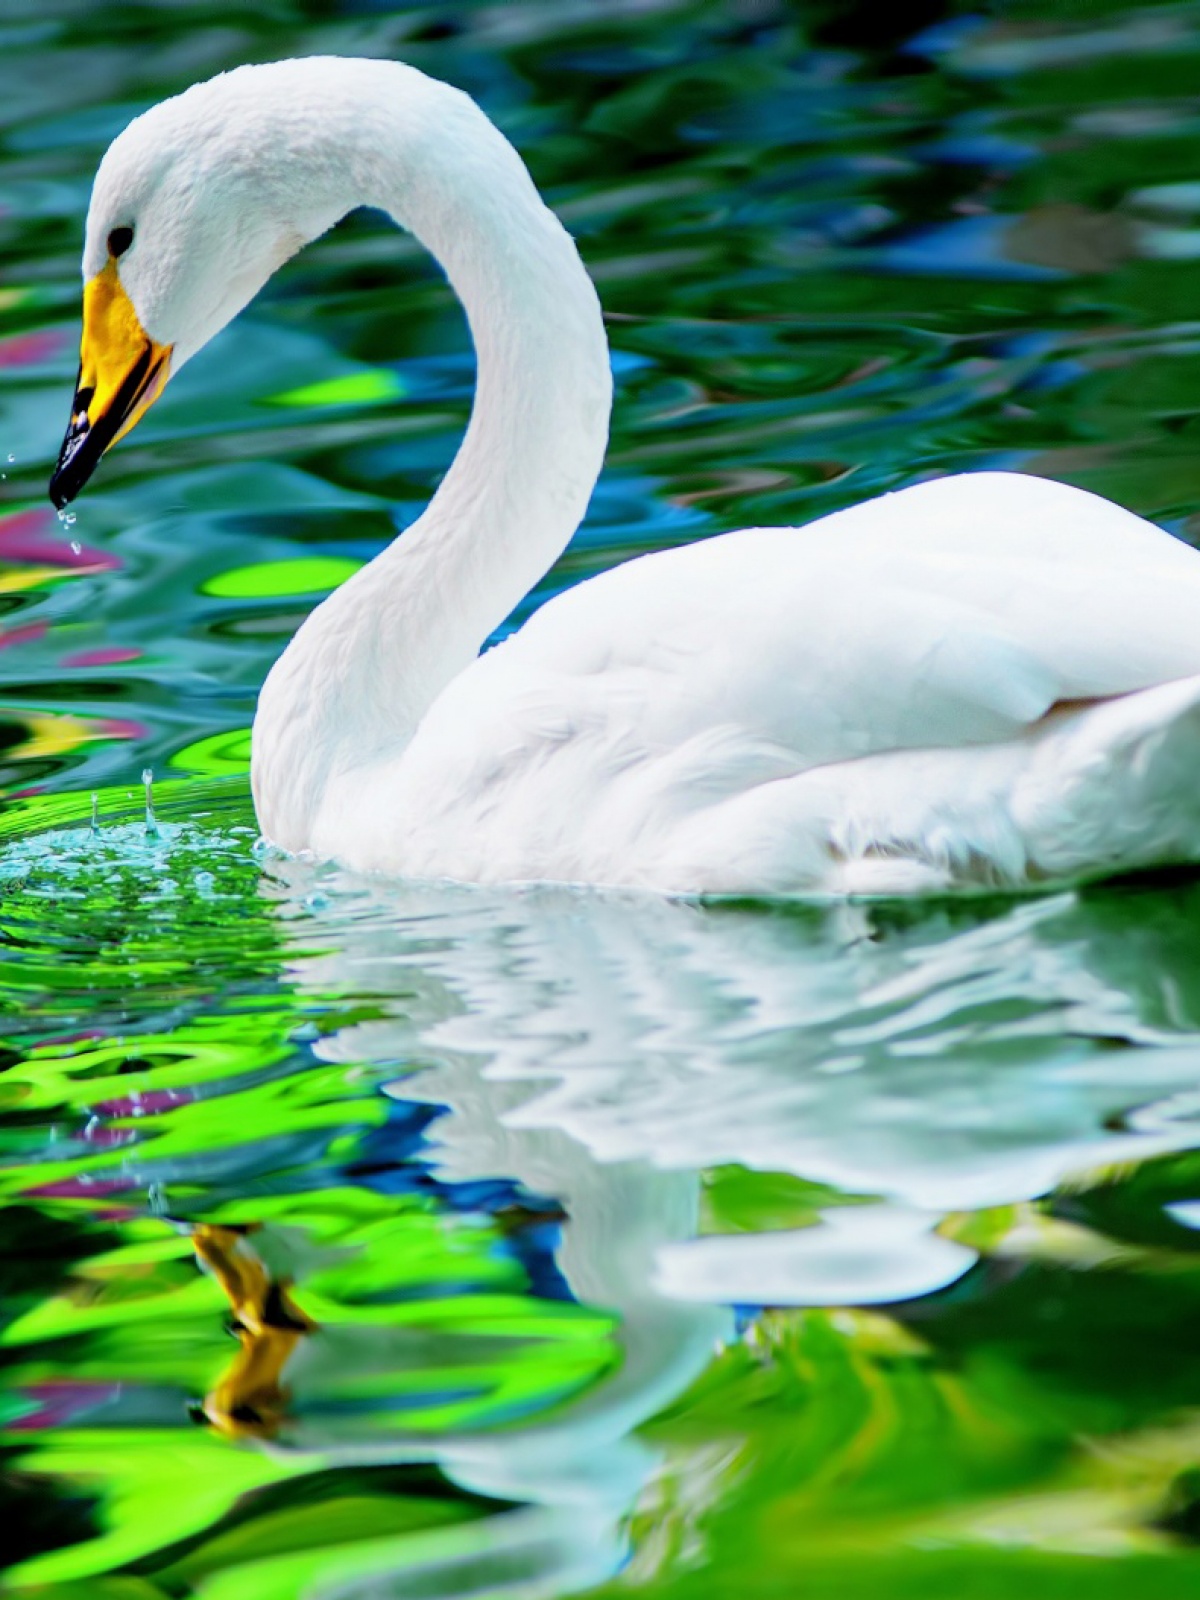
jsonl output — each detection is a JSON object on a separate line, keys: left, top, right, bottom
{"left": 8, "top": 1380, "right": 124, "bottom": 1431}
{"left": 95, "top": 1088, "right": 195, "bottom": 1116}
{"left": 26, "top": 1175, "right": 134, "bottom": 1201}
{"left": 62, "top": 645, "right": 141, "bottom": 668}
{"left": 0, "top": 621, "right": 46, "bottom": 650}
{"left": 0, "top": 330, "right": 64, "bottom": 369}
{"left": 0, "top": 507, "right": 119, "bottom": 570}
{"left": 97, "top": 715, "right": 148, "bottom": 740}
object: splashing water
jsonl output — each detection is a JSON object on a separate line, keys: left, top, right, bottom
{"left": 142, "top": 767, "right": 157, "bottom": 836}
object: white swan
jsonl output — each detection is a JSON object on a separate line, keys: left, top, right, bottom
{"left": 50, "top": 56, "right": 1200, "bottom": 895}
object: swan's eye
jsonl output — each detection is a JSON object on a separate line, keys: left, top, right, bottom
{"left": 107, "top": 225, "right": 134, "bottom": 259}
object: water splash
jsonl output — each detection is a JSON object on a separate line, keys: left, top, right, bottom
{"left": 142, "top": 767, "right": 158, "bottom": 836}
{"left": 90, "top": 792, "right": 99, "bottom": 836}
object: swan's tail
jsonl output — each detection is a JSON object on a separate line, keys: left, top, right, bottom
{"left": 1014, "top": 673, "right": 1200, "bottom": 886}
{"left": 802, "top": 673, "right": 1200, "bottom": 895}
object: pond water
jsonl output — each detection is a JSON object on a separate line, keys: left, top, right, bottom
{"left": 4, "top": 1, "right": 1200, "bottom": 1595}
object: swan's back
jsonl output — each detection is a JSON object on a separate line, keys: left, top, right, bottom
{"left": 514, "top": 471, "right": 1200, "bottom": 708}
{"left": 310, "top": 472, "right": 1200, "bottom": 893}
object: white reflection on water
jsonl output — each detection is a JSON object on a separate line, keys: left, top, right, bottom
{"left": 255, "top": 869, "right": 1200, "bottom": 1595}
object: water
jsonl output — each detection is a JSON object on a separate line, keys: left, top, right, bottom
{"left": 4, "top": 0, "right": 1200, "bottom": 1594}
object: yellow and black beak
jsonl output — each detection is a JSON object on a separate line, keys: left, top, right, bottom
{"left": 49, "top": 260, "right": 171, "bottom": 508}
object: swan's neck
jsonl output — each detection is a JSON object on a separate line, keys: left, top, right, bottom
{"left": 251, "top": 63, "right": 611, "bottom": 848}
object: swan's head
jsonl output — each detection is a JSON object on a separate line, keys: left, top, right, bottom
{"left": 50, "top": 62, "right": 349, "bottom": 507}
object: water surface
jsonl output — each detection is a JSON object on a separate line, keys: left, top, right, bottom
{"left": 4, "top": 3, "right": 1200, "bottom": 1596}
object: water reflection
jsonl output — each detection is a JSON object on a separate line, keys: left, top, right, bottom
{"left": 190, "top": 1222, "right": 317, "bottom": 1440}
{"left": 9, "top": 0, "right": 1200, "bottom": 1590}
{"left": 3, "top": 796, "right": 1200, "bottom": 1590}
{"left": 170, "top": 857, "right": 1200, "bottom": 1595}
{"left": 281, "top": 871, "right": 1200, "bottom": 1218}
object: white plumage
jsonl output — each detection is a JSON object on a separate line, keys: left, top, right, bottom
{"left": 75, "top": 58, "right": 1200, "bottom": 894}
{"left": 323, "top": 470, "right": 1200, "bottom": 892}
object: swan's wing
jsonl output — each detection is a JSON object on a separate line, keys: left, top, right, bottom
{"left": 501, "top": 471, "right": 1200, "bottom": 770}
{"left": 356, "top": 472, "right": 1200, "bottom": 883}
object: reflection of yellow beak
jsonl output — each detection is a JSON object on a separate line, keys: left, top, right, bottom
{"left": 48, "top": 260, "right": 172, "bottom": 508}
{"left": 189, "top": 1223, "right": 316, "bottom": 1440}
{"left": 202, "top": 1320, "right": 306, "bottom": 1441}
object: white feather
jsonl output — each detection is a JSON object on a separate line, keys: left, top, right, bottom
{"left": 88, "top": 59, "right": 1200, "bottom": 894}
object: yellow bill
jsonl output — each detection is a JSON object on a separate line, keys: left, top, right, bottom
{"left": 49, "top": 259, "right": 171, "bottom": 507}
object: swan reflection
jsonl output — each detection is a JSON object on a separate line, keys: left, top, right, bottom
{"left": 217, "top": 866, "right": 1200, "bottom": 1593}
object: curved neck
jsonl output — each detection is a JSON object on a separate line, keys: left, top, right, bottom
{"left": 252, "top": 62, "right": 611, "bottom": 847}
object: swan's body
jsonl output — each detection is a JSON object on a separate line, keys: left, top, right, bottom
{"left": 55, "top": 57, "right": 1200, "bottom": 895}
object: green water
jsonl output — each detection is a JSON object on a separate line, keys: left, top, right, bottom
{"left": 4, "top": 1, "right": 1200, "bottom": 1594}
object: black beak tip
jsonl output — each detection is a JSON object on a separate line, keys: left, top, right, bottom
{"left": 48, "top": 470, "right": 74, "bottom": 512}
{"left": 48, "top": 345, "right": 163, "bottom": 511}
{"left": 48, "top": 418, "right": 98, "bottom": 511}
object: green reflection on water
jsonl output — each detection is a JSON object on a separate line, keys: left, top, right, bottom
{"left": 0, "top": 783, "right": 620, "bottom": 1595}
{"left": 6, "top": 1, "right": 1200, "bottom": 1597}
{"left": 267, "top": 371, "right": 407, "bottom": 410}
{"left": 3, "top": 779, "right": 1200, "bottom": 1595}
{"left": 169, "top": 732, "right": 252, "bottom": 777}
{"left": 201, "top": 559, "right": 364, "bottom": 601}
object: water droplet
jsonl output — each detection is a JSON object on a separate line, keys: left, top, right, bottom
{"left": 70, "top": 539, "right": 81, "bottom": 556}
{"left": 90, "top": 792, "right": 99, "bottom": 836}
{"left": 6, "top": 453, "right": 14, "bottom": 464}
{"left": 56, "top": 506, "right": 77, "bottom": 529}
{"left": 142, "top": 767, "right": 158, "bottom": 836}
